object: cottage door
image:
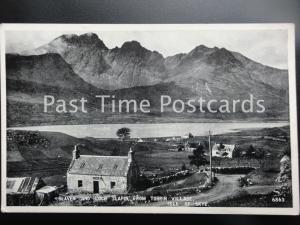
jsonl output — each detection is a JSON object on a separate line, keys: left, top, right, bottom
{"left": 93, "top": 181, "right": 99, "bottom": 193}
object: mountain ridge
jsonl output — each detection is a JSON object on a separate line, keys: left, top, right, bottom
{"left": 6, "top": 32, "right": 289, "bottom": 125}
{"left": 22, "top": 32, "right": 288, "bottom": 92}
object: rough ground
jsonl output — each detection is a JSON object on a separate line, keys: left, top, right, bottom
{"left": 142, "top": 174, "right": 280, "bottom": 206}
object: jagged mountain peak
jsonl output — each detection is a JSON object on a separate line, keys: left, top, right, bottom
{"left": 188, "top": 44, "right": 211, "bottom": 57}
{"left": 119, "top": 40, "right": 148, "bottom": 54}
{"left": 173, "top": 44, "right": 242, "bottom": 69}
{"left": 56, "top": 32, "right": 108, "bottom": 50}
{"left": 113, "top": 40, "right": 164, "bottom": 60}
{"left": 202, "top": 46, "right": 242, "bottom": 66}
{"left": 20, "top": 33, "right": 288, "bottom": 91}
{"left": 121, "top": 40, "right": 142, "bottom": 48}
{"left": 188, "top": 45, "right": 232, "bottom": 57}
{"left": 192, "top": 44, "right": 210, "bottom": 51}
{"left": 213, "top": 47, "right": 233, "bottom": 55}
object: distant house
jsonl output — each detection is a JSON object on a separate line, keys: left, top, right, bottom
{"left": 183, "top": 142, "right": 199, "bottom": 152}
{"left": 212, "top": 144, "right": 235, "bottom": 158}
{"left": 181, "top": 134, "right": 189, "bottom": 139}
{"left": 137, "top": 137, "right": 144, "bottom": 143}
{"left": 184, "top": 146, "right": 197, "bottom": 152}
{"left": 168, "top": 144, "right": 179, "bottom": 151}
{"left": 6, "top": 177, "right": 45, "bottom": 206}
{"left": 67, "top": 145, "right": 139, "bottom": 194}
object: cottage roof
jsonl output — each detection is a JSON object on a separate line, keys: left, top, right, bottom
{"left": 68, "top": 155, "right": 130, "bottom": 177}
{"left": 36, "top": 186, "right": 58, "bottom": 194}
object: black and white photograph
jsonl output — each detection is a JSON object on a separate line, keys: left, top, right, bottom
{"left": 0, "top": 23, "right": 299, "bottom": 214}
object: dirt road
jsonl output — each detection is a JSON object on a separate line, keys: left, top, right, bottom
{"left": 142, "top": 174, "right": 244, "bottom": 206}
{"left": 188, "top": 174, "right": 243, "bottom": 206}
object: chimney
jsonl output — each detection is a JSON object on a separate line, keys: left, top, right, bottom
{"left": 128, "top": 148, "right": 134, "bottom": 164}
{"left": 72, "top": 144, "right": 80, "bottom": 160}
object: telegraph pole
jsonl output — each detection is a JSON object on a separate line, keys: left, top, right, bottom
{"left": 209, "top": 130, "right": 213, "bottom": 184}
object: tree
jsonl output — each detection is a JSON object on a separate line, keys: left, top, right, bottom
{"left": 189, "top": 142, "right": 198, "bottom": 148}
{"left": 254, "top": 148, "right": 266, "bottom": 168}
{"left": 116, "top": 127, "right": 131, "bottom": 141}
{"left": 245, "top": 144, "right": 256, "bottom": 158}
{"left": 111, "top": 147, "right": 120, "bottom": 156}
{"left": 233, "top": 146, "right": 242, "bottom": 166}
{"left": 219, "top": 143, "right": 225, "bottom": 149}
{"left": 282, "top": 144, "right": 291, "bottom": 157}
{"left": 177, "top": 144, "right": 184, "bottom": 151}
{"left": 188, "top": 133, "right": 194, "bottom": 139}
{"left": 222, "top": 152, "right": 228, "bottom": 157}
{"left": 188, "top": 144, "right": 208, "bottom": 171}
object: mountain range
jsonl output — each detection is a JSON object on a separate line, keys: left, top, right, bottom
{"left": 6, "top": 33, "right": 289, "bottom": 126}
{"left": 22, "top": 33, "right": 288, "bottom": 91}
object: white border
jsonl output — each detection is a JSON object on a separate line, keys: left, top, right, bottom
{"left": 0, "top": 23, "right": 299, "bottom": 215}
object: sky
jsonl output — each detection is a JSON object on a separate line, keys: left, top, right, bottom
{"left": 5, "top": 29, "right": 288, "bottom": 69}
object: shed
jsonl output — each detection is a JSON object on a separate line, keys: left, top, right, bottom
{"left": 36, "top": 186, "right": 59, "bottom": 205}
{"left": 6, "top": 177, "right": 45, "bottom": 206}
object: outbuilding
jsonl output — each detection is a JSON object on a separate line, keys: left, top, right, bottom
{"left": 6, "top": 177, "right": 45, "bottom": 206}
{"left": 36, "top": 186, "right": 59, "bottom": 205}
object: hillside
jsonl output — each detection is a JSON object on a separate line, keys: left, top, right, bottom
{"left": 23, "top": 33, "right": 288, "bottom": 92}
{"left": 23, "top": 34, "right": 167, "bottom": 90}
{"left": 6, "top": 53, "right": 99, "bottom": 91}
{"left": 7, "top": 126, "right": 290, "bottom": 182}
{"left": 6, "top": 32, "right": 290, "bottom": 125}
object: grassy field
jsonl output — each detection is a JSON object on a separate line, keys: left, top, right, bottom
{"left": 6, "top": 126, "right": 290, "bottom": 188}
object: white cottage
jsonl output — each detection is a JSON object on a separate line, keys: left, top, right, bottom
{"left": 67, "top": 145, "right": 139, "bottom": 194}
{"left": 212, "top": 143, "right": 235, "bottom": 158}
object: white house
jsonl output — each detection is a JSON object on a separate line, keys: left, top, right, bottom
{"left": 212, "top": 143, "right": 235, "bottom": 158}
{"left": 137, "top": 137, "right": 144, "bottom": 143}
{"left": 181, "top": 134, "right": 189, "bottom": 139}
{"left": 67, "top": 145, "right": 139, "bottom": 194}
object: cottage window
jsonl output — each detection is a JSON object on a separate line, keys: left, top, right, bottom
{"left": 110, "top": 181, "right": 116, "bottom": 189}
{"left": 78, "top": 180, "right": 83, "bottom": 187}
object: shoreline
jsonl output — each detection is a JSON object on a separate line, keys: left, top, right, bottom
{"left": 7, "top": 120, "right": 290, "bottom": 129}
{"left": 7, "top": 122, "right": 290, "bottom": 139}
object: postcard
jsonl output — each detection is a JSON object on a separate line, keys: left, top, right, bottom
{"left": 1, "top": 24, "right": 299, "bottom": 214}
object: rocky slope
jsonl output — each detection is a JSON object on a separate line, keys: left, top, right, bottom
{"left": 165, "top": 45, "right": 288, "bottom": 100}
{"left": 6, "top": 33, "right": 290, "bottom": 125}
{"left": 23, "top": 33, "right": 167, "bottom": 90}
{"left": 23, "top": 33, "right": 288, "bottom": 93}
{"left": 6, "top": 53, "right": 99, "bottom": 92}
